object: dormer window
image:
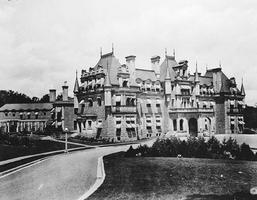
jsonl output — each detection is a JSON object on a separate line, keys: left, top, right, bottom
{"left": 97, "top": 97, "right": 102, "bottom": 106}
{"left": 88, "top": 98, "right": 93, "bottom": 107}
{"left": 122, "top": 80, "right": 128, "bottom": 87}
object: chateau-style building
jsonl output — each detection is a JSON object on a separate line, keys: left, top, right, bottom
{"left": 73, "top": 49, "right": 246, "bottom": 141}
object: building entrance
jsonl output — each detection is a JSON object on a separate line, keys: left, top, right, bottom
{"left": 189, "top": 118, "right": 198, "bottom": 137}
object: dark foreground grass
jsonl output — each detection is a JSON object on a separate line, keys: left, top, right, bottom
{"left": 0, "top": 140, "right": 81, "bottom": 161}
{"left": 88, "top": 153, "right": 257, "bottom": 200}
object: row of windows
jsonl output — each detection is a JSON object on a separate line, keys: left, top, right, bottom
{"left": 4, "top": 112, "right": 47, "bottom": 119}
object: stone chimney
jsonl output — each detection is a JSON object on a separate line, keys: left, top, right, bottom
{"left": 62, "top": 82, "right": 68, "bottom": 101}
{"left": 125, "top": 55, "right": 136, "bottom": 83}
{"left": 151, "top": 56, "right": 161, "bottom": 77}
{"left": 49, "top": 89, "right": 56, "bottom": 102}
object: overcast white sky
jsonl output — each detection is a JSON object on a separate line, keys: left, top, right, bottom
{"left": 0, "top": 0, "right": 257, "bottom": 105}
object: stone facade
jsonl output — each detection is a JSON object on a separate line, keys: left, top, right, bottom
{"left": 74, "top": 50, "right": 246, "bottom": 141}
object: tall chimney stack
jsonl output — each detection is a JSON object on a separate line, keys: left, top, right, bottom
{"left": 62, "top": 81, "right": 68, "bottom": 101}
{"left": 151, "top": 56, "right": 161, "bottom": 77}
{"left": 49, "top": 89, "right": 56, "bottom": 102}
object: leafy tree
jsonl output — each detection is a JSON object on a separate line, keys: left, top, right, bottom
{"left": 39, "top": 94, "right": 49, "bottom": 103}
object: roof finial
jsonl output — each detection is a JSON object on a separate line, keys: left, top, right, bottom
{"left": 100, "top": 47, "right": 102, "bottom": 57}
{"left": 165, "top": 48, "right": 167, "bottom": 56}
{"left": 173, "top": 49, "right": 175, "bottom": 58}
{"left": 206, "top": 64, "right": 208, "bottom": 71}
{"left": 219, "top": 60, "right": 222, "bottom": 68}
{"left": 112, "top": 43, "right": 114, "bottom": 54}
{"left": 195, "top": 61, "right": 199, "bottom": 82}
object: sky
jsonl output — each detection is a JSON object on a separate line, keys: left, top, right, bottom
{"left": 0, "top": 0, "right": 257, "bottom": 105}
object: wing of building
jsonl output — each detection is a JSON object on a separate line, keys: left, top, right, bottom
{"left": 74, "top": 50, "right": 246, "bottom": 141}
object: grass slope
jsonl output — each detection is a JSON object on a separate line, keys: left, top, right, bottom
{"left": 0, "top": 140, "right": 80, "bottom": 161}
{"left": 88, "top": 153, "right": 257, "bottom": 200}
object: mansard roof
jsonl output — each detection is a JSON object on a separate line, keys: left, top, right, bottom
{"left": 93, "top": 52, "right": 120, "bottom": 86}
{"left": 159, "top": 55, "right": 177, "bottom": 82}
{"left": 0, "top": 103, "right": 53, "bottom": 111}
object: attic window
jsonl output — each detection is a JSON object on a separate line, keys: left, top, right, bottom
{"left": 122, "top": 80, "right": 128, "bottom": 88}
{"left": 88, "top": 98, "right": 93, "bottom": 107}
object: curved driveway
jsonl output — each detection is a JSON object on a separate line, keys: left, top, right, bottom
{"left": 0, "top": 140, "right": 155, "bottom": 200}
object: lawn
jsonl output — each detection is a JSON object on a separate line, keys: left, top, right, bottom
{"left": 88, "top": 153, "right": 257, "bottom": 200}
{"left": 0, "top": 140, "right": 82, "bottom": 161}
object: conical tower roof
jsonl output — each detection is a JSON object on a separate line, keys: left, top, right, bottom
{"left": 241, "top": 79, "right": 245, "bottom": 96}
{"left": 73, "top": 70, "right": 79, "bottom": 93}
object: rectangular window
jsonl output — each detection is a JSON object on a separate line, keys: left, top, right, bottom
{"left": 88, "top": 120, "right": 92, "bottom": 129}
{"left": 74, "top": 121, "right": 77, "bottom": 130}
{"left": 156, "top": 104, "right": 160, "bottom": 108}
{"left": 147, "top": 126, "right": 152, "bottom": 133}
{"left": 146, "top": 104, "right": 151, "bottom": 107}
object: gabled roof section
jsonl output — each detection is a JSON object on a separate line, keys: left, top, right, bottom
{"left": 94, "top": 52, "right": 120, "bottom": 85}
{"left": 159, "top": 55, "right": 177, "bottom": 82}
{"left": 135, "top": 69, "right": 157, "bottom": 82}
{"left": 0, "top": 103, "right": 53, "bottom": 111}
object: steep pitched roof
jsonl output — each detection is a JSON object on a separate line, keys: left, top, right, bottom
{"left": 159, "top": 55, "right": 177, "bottom": 82}
{"left": 219, "top": 72, "right": 231, "bottom": 93}
{"left": 135, "top": 69, "right": 157, "bottom": 82}
{"left": 0, "top": 103, "right": 53, "bottom": 111}
{"left": 93, "top": 52, "right": 120, "bottom": 85}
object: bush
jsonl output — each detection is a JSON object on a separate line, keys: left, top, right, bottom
{"left": 127, "top": 136, "right": 255, "bottom": 161}
{"left": 221, "top": 137, "right": 240, "bottom": 158}
{"left": 238, "top": 143, "right": 254, "bottom": 161}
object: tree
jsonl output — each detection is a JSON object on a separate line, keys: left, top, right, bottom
{"left": 32, "top": 97, "right": 39, "bottom": 102}
{"left": 39, "top": 94, "right": 49, "bottom": 103}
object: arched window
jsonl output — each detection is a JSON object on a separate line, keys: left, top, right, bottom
{"left": 173, "top": 119, "right": 177, "bottom": 131}
{"left": 88, "top": 98, "right": 93, "bottom": 107}
{"left": 180, "top": 119, "right": 183, "bottom": 131}
{"left": 97, "top": 97, "right": 102, "bottom": 106}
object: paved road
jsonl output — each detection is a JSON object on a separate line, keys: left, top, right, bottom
{"left": 0, "top": 140, "right": 155, "bottom": 200}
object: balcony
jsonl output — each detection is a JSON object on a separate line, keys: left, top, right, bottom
{"left": 169, "top": 107, "right": 214, "bottom": 113}
{"left": 112, "top": 106, "right": 137, "bottom": 113}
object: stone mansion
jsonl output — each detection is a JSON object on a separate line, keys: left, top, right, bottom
{"left": 73, "top": 49, "right": 246, "bottom": 141}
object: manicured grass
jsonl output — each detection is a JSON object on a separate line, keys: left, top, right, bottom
{"left": 88, "top": 153, "right": 257, "bottom": 200}
{"left": 0, "top": 140, "right": 81, "bottom": 161}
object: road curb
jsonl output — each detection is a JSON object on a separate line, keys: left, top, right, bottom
{"left": 77, "top": 156, "right": 106, "bottom": 200}
{"left": 0, "top": 158, "right": 47, "bottom": 179}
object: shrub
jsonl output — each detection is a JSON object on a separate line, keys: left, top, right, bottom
{"left": 129, "top": 136, "right": 255, "bottom": 161}
{"left": 238, "top": 143, "right": 254, "bottom": 161}
{"left": 221, "top": 137, "right": 240, "bottom": 158}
